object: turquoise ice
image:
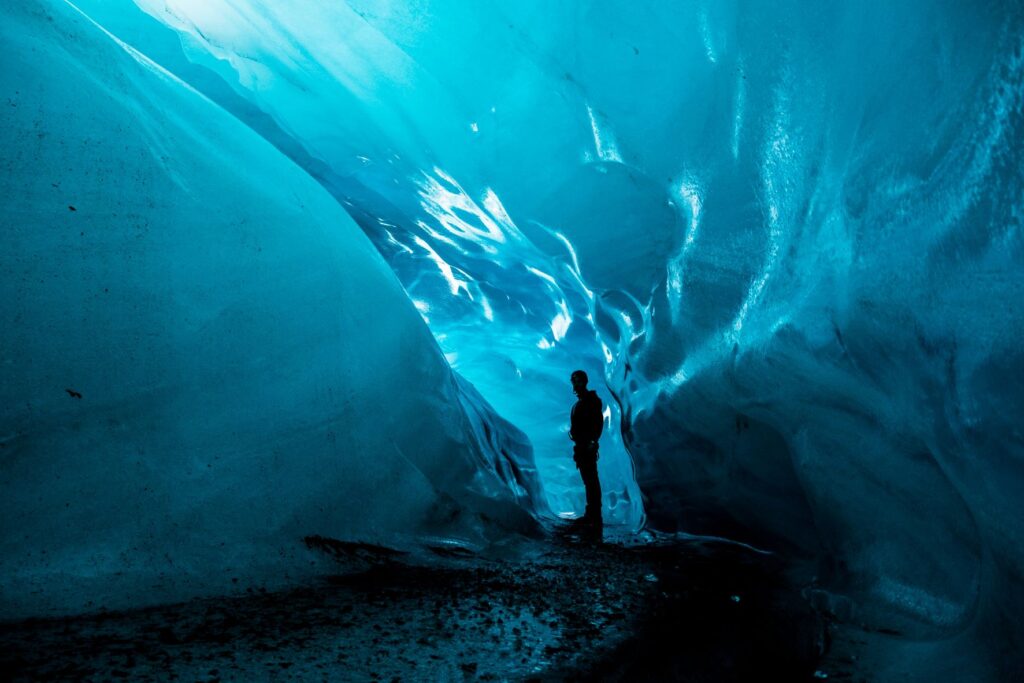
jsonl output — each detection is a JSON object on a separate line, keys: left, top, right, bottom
{"left": 2, "top": 0, "right": 1023, "bottom": 679}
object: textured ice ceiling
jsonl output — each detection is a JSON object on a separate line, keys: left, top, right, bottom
{"left": 2, "top": 0, "right": 1023, "bottom": 678}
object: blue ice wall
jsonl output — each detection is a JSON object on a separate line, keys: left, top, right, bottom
{"left": 0, "top": 0, "right": 540, "bottom": 619}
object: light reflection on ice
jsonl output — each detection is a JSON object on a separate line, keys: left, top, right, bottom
{"left": 731, "top": 79, "right": 793, "bottom": 339}
{"left": 699, "top": 8, "right": 718, "bottom": 64}
{"left": 412, "top": 234, "right": 469, "bottom": 296}
{"left": 677, "top": 177, "right": 703, "bottom": 250}
{"left": 550, "top": 300, "right": 571, "bottom": 341}
{"left": 732, "top": 60, "right": 746, "bottom": 159}
{"left": 586, "top": 104, "right": 623, "bottom": 163}
{"left": 417, "top": 167, "right": 508, "bottom": 244}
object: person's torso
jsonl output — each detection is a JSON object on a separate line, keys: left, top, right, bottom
{"left": 571, "top": 390, "right": 603, "bottom": 441}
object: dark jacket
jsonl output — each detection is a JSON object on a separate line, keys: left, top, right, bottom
{"left": 570, "top": 389, "right": 604, "bottom": 445}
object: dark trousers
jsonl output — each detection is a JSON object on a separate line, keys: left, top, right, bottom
{"left": 574, "top": 444, "right": 602, "bottom": 521}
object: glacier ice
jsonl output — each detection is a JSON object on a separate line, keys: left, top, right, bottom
{"left": 70, "top": 0, "right": 648, "bottom": 528}
{"left": 0, "top": 0, "right": 538, "bottom": 619}
{"left": 3, "top": 0, "right": 1024, "bottom": 679}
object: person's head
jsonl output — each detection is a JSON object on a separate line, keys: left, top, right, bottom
{"left": 571, "top": 370, "right": 588, "bottom": 396}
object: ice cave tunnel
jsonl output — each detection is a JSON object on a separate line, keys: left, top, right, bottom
{"left": 1, "top": 0, "right": 1023, "bottom": 679}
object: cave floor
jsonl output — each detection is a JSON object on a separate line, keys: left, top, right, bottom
{"left": 1, "top": 528, "right": 836, "bottom": 682}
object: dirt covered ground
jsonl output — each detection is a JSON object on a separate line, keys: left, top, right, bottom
{"left": 0, "top": 528, "right": 829, "bottom": 681}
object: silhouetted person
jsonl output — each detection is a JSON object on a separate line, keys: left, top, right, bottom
{"left": 569, "top": 370, "right": 603, "bottom": 526}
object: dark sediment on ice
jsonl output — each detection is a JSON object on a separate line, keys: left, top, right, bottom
{"left": 0, "top": 530, "right": 829, "bottom": 681}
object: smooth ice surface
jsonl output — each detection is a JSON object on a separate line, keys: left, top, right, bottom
{"left": 0, "top": 0, "right": 539, "bottom": 619}
{"left": 4, "top": 0, "right": 1024, "bottom": 678}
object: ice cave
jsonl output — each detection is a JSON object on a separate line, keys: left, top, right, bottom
{"left": 1, "top": 0, "right": 1022, "bottom": 680}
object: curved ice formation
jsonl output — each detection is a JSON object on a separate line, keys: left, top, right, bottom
{"left": 4, "top": 0, "right": 1024, "bottom": 678}
{"left": 89, "top": 0, "right": 1024, "bottom": 677}
{"left": 0, "top": 0, "right": 538, "bottom": 619}
{"left": 72, "top": 0, "right": 648, "bottom": 528}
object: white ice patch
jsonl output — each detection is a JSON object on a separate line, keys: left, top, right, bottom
{"left": 586, "top": 104, "right": 623, "bottom": 163}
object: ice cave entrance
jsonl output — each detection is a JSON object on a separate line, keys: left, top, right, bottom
{"left": 354, "top": 164, "right": 648, "bottom": 529}
{"left": 63, "top": 0, "right": 648, "bottom": 530}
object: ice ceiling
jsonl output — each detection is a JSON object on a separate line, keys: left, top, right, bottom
{"left": 2, "top": 0, "right": 1023, "bottom": 678}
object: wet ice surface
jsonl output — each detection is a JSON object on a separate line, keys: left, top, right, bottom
{"left": 1, "top": 532, "right": 826, "bottom": 682}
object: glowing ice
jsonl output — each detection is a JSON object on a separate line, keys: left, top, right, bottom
{"left": 5, "top": 2, "right": 1024, "bottom": 678}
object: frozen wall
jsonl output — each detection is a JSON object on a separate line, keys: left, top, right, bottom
{"left": 4, "top": 0, "right": 1023, "bottom": 678}
{"left": 102, "top": 0, "right": 1024, "bottom": 678}
{"left": 0, "top": 0, "right": 539, "bottom": 620}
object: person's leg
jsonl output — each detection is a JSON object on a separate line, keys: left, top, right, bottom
{"left": 572, "top": 444, "right": 586, "bottom": 522}
{"left": 581, "top": 459, "right": 602, "bottom": 523}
